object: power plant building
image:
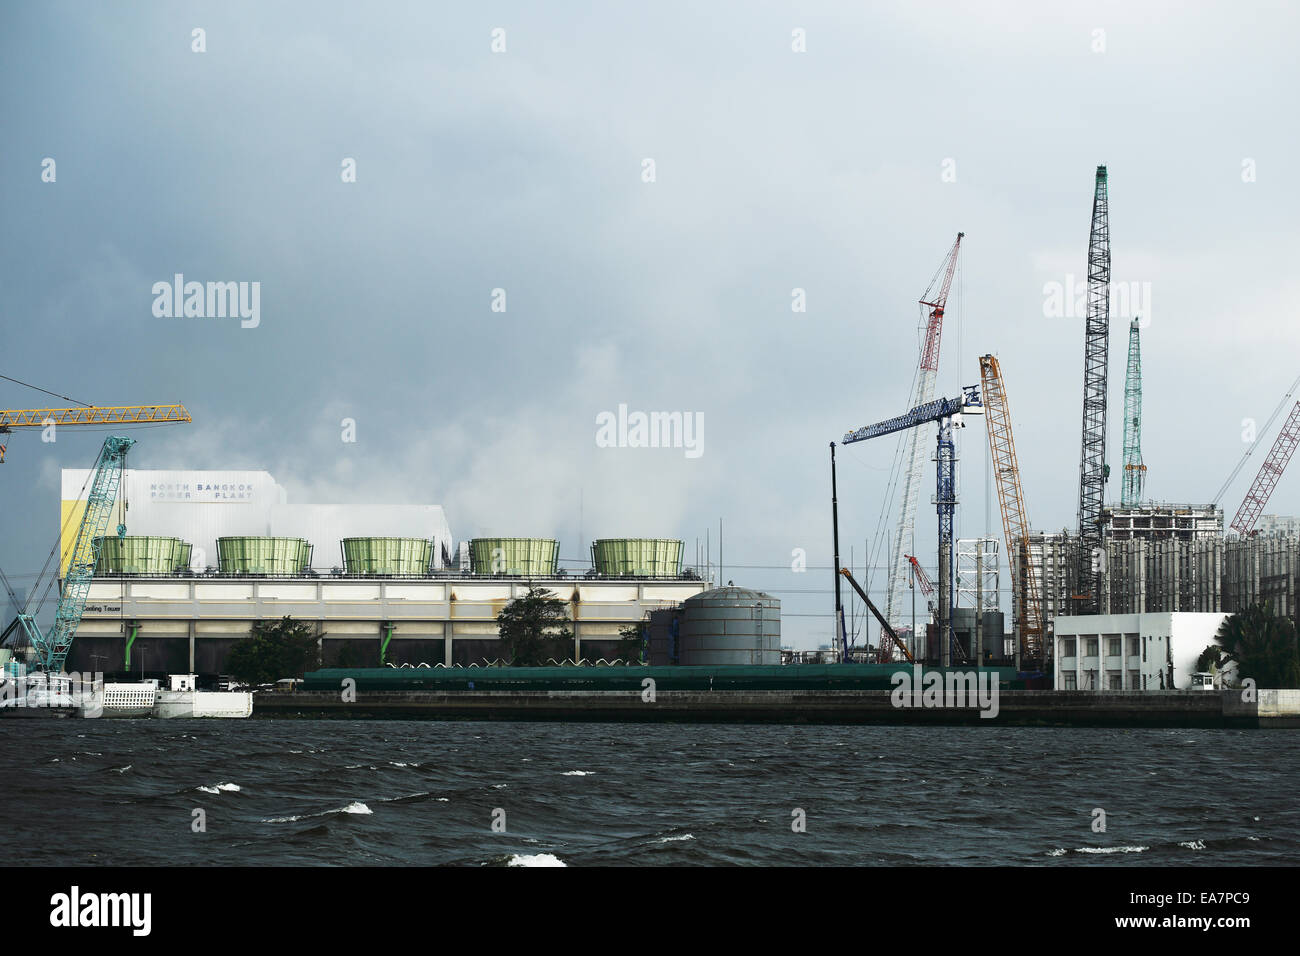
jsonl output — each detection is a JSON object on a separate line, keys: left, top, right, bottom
{"left": 59, "top": 469, "right": 704, "bottom": 676}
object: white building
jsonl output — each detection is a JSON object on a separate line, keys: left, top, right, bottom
{"left": 1053, "top": 612, "right": 1230, "bottom": 691}
{"left": 61, "top": 469, "right": 455, "bottom": 571}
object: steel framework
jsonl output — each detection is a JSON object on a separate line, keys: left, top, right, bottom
{"left": 978, "top": 354, "right": 1045, "bottom": 666}
{"left": 1121, "top": 318, "right": 1146, "bottom": 507}
{"left": 18, "top": 436, "right": 134, "bottom": 672}
{"left": 846, "top": 385, "right": 982, "bottom": 663}
{"left": 880, "top": 234, "right": 963, "bottom": 660}
{"left": 1076, "top": 166, "right": 1111, "bottom": 612}
{"left": 1230, "top": 401, "right": 1300, "bottom": 536}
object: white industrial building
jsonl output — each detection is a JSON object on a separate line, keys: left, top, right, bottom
{"left": 58, "top": 468, "right": 706, "bottom": 676}
{"left": 1053, "top": 612, "right": 1230, "bottom": 691}
{"left": 61, "top": 469, "right": 455, "bottom": 571}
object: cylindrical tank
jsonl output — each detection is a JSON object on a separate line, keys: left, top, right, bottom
{"left": 469, "top": 538, "right": 558, "bottom": 576}
{"left": 217, "top": 536, "right": 312, "bottom": 574}
{"left": 591, "top": 538, "right": 683, "bottom": 577}
{"left": 342, "top": 537, "right": 432, "bottom": 576}
{"left": 679, "top": 586, "right": 781, "bottom": 665}
{"left": 94, "top": 536, "right": 191, "bottom": 575}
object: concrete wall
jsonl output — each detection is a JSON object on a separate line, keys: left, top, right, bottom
{"left": 73, "top": 576, "right": 706, "bottom": 676}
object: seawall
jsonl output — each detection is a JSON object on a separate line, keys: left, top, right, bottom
{"left": 252, "top": 688, "right": 1299, "bottom": 727}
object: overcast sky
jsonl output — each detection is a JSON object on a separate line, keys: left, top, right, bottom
{"left": 2, "top": 1, "right": 1298, "bottom": 649}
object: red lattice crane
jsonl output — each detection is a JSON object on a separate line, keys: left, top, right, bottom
{"left": 1230, "top": 400, "right": 1300, "bottom": 536}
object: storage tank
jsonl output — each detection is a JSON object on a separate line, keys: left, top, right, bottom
{"left": 591, "top": 538, "right": 683, "bottom": 577}
{"left": 94, "top": 536, "right": 191, "bottom": 575}
{"left": 217, "top": 536, "right": 312, "bottom": 574}
{"left": 342, "top": 537, "right": 432, "bottom": 576}
{"left": 679, "top": 586, "right": 781, "bottom": 665}
{"left": 469, "top": 538, "right": 558, "bottom": 576}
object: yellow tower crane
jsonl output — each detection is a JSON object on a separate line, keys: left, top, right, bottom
{"left": 0, "top": 405, "right": 191, "bottom": 462}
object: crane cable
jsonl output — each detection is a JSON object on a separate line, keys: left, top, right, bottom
{"left": 0, "top": 372, "right": 93, "bottom": 407}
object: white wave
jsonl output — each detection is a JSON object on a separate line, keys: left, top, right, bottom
{"left": 1045, "top": 848, "right": 1067, "bottom": 857}
{"left": 561, "top": 770, "right": 594, "bottom": 776}
{"left": 1075, "top": 845, "right": 1149, "bottom": 854}
{"left": 657, "top": 833, "right": 694, "bottom": 843}
{"left": 1179, "top": 840, "right": 1205, "bottom": 850}
{"left": 508, "top": 853, "right": 566, "bottom": 867}
{"left": 493, "top": 783, "right": 508, "bottom": 789}
{"left": 262, "top": 800, "right": 372, "bottom": 824}
{"left": 197, "top": 782, "right": 241, "bottom": 794}
{"left": 110, "top": 765, "right": 131, "bottom": 773}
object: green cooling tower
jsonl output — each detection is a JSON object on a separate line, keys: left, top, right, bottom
{"left": 591, "top": 538, "right": 684, "bottom": 576}
{"left": 469, "top": 538, "right": 558, "bottom": 575}
{"left": 342, "top": 537, "right": 433, "bottom": 575}
{"left": 217, "top": 536, "right": 312, "bottom": 574}
{"left": 94, "top": 536, "right": 192, "bottom": 575}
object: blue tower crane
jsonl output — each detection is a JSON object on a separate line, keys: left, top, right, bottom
{"left": 843, "top": 385, "right": 982, "bottom": 664}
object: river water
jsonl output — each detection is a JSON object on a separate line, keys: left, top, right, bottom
{"left": 2, "top": 720, "right": 1295, "bottom": 866}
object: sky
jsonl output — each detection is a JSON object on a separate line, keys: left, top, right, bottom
{"left": 2, "top": 1, "right": 1298, "bottom": 650}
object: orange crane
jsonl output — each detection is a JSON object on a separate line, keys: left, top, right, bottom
{"left": 978, "top": 355, "right": 1044, "bottom": 668}
{"left": 0, "top": 405, "right": 190, "bottom": 462}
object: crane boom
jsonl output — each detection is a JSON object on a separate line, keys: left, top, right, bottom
{"left": 978, "top": 355, "right": 1044, "bottom": 667}
{"left": 0, "top": 404, "right": 188, "bottom": 463}
{"left": 879, "top": 234, "right": 963, "bottom": 661}
{"left": 1076, "top": 165, "right": 1111, "bottom": 612}
{"left": 838, "top": 567, "right": 914, "bottom": 663}
{"left": 1120, "top": 319, "right": 1146, "bottom": 507}
{"left": 1230, "top": 401, "right": 1300, "bottom": 536}
{"left": 17, "top": 436, "right": 134, "bottom": 672}
{"left": 904, "top": 553, "right": 935, "bottom": 597}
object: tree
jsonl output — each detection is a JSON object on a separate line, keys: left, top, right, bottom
{"left": 1213, "top": 602, "right": 1300, "bottom": 689}
{"left": 496, "top": 586, "right": 573, "bottom": 666}
{"left": 225, "top": 616, "right": 321, "bottom": 686}
{"left": 618, "top": 623, "right": 646, "bottom": 664}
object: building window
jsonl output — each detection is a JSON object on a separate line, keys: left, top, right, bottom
{"left": 1063, "top": 672, "right": 1077, "bottom": 690}
{"left": 1128, "top": 670, "right": 1140, "bottom": 689}
{"left": 1141, "top": 637, "right": 1147, "bottom": 663}
{"left": 1062, "top": 638, "right": 1076, "bottom": 657}
{"left": 1085, "top": 670, "right": 1097, "bottom": 690}
{"left": 1107, "top": 637, "right": 1121, "bottom": 657}
{"left": 1126, "top": 635, "right": 1139, "bottom": 657}
{"left": 1085, "top": 637, "right": 1098, "bottom": 657}
{"left": 1108, "top": 672, "right": 1122, "bottom": 690}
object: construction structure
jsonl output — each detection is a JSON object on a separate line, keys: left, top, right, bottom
{"left": 978, "top": 354, "right": 1045, "bottom": 668}
{"left": 0, "top": 403, "right": 189, "bottom": 463}
{"left": 845, "top": 385, "right": 984, "bottom": 664}
{"left": 1075, "top": 165, "right": 1112, "bottom": 614}
{"left": 1229, "top": 401, "right": 1300, "bottom": 536}
{"left": 1120, "top": 318, "right": 1147, "bottom": 506}
{"left": 878, "top": 234, "right": 963, "bottom": 659}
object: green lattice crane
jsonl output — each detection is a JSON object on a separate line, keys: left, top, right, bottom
{"left": 1121, "top": 318, "right": 1146, "bottom": 507}
{"left": 15, "top": 435, "right": 134, "bottom": 672}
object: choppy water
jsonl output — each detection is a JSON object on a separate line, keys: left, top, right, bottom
{"left": 2, "top": 720, "right": 1295, "bottom": 866}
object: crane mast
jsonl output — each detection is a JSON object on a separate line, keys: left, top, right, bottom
{"left": 978, "top": 355, "right": 1044, "bottom": 668}
{"left": 1120, "top": 318, "right": 1146, "bottom": 507}
{"left": 1075, "top": 166, "right": 1111, "bottom": 612}
{"left": 881, "top": 233, "right": 963, "bottom": 660}
{"left": 17, "top": 436, "right": 134, "bottom": 672}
